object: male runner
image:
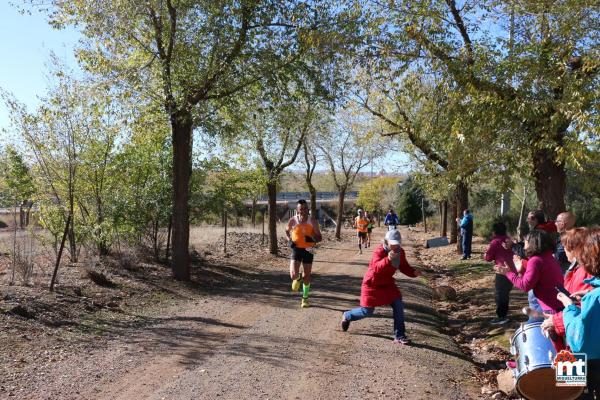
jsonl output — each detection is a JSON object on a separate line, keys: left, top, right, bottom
{"left": 354, "top": 209, "right": 369, "bottom": 254}
{"left": 286, "top": 199, "right": 323, "bottom": 308}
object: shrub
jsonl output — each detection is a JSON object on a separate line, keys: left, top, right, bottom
{"left": 395, "top": 177, "right": 426, "bottom": 225}
{"left": 474, "top": 211, "right": 521, "bottom": 241}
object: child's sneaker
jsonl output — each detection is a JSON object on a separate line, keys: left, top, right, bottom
{"left": 393, "top": 337, "right": 411, "bottom": 345}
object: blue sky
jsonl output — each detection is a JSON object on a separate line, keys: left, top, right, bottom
{"left": 0, "top": 3, "right": 409, "bottom": 172}
{"left": 0, "top": 2, "right": 80, "bottom": 135}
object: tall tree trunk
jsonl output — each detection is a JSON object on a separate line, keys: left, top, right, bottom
{"left": 438, "top": 202, "right": 443, "bottom": 236}
{"left": 49, "top": 214, "right": 71, "bottom": 292}
{"left": 450, "top": 199, "right": 458, "bottom": 244}
{"left": 334, "top": 187, "right": 346, "bottom": 240}
{"left": 153, "top": 219, "right": 160, "bottom": 261}
{"left": 442, "top": 200, "right": 448, "bottom": 237}
{"left": 455, "top": 182, "right": 469, "bottom": 253}
{"left": 19, "top": 202, "right": 25, "bottom": 229}
{"left": 267, "top": 180, "right": 278, "bottom": 255}
{"left": 517, "top": 186, "right": 528, "bottom": 240}
{"left": 68, "top": 209, "right": 77, "bottom": 263}
{"left": 308, "top": 185, "right": 317, "bottom": 221}
{"left": 456, "top": 181, "right": 469, "bottom": 214}
{"left": 533, "top": 147, "right": 565, "bottom": 220}
{"left": 25, "top": 202, "right": 32, "bottom": 227}
{"left": 97, "top": 203, "right": 109, "bottom": 256}
{"left": 170, "top": 113, "right": 192, "bottom": 281}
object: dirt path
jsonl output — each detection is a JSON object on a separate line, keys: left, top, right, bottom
{"left": 16, "top": 228, "right": 480, "bottom": 400}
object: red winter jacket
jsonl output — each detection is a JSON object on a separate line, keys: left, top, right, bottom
{"left": 360, "top": 245, "right": 417, "bottom": 307}
{"left": 552, "top": 265, "right": 594, "bottom": 336}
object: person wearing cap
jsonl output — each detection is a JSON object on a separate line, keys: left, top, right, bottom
{"left": 340, "top": 229, "right": 421, "bottom": 345}
{"left": 354, "top": 209, "right": 369, "bottom": 254}
{"left": 286, "top": 199, "right": 323, "bottom": 308}
{"left": 384, "top": 209, "right": 400, "bottom": 231}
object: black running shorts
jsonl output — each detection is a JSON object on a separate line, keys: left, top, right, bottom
{"left": 357, "top": 231, "right": 367, "bottom": 239}
{"left": 291, "top": 248, "right": 314, "bottom": 264}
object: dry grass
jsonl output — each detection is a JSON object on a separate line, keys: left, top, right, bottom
{"left": 0, "top": 228, "right": 62, "bottom": 286}
{"left": 189, "top": 223, "right": 288, "bottom": 249}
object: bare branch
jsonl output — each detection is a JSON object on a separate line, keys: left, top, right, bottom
{"left": 445, "top": 0, "right": 473, "bottom": 64}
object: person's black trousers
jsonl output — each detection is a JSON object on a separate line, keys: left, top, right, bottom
{"left": 494, "top": 274, "right": 513, "bottom": 318}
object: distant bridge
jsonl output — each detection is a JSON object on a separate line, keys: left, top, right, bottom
{"left": 247, "top": 191, "right": 359, "bottom": 207}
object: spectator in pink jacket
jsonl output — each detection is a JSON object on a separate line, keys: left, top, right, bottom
{"left": 484, "top": 222, "right": 515, "bottom": 325}
{"left": 495, "top": 229, "right": 564, "bottom": 317}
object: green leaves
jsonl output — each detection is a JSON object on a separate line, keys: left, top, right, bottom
{"left": 1, "top": 146, "right": 36, "bottom": 206}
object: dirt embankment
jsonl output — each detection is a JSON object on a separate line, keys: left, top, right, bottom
{"left": 410, "top": 227, "right": 530, "bottom": 399}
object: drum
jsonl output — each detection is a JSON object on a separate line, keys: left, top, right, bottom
{"left": 510, "top": 322, "right": 583, "bottom": 400}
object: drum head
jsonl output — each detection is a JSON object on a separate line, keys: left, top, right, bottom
{"left": 517, "top": 368, "right": 584, "bottom": 400}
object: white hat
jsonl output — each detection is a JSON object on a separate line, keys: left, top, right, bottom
{"left": 357, "top": 209, "right": 363, "bottom": 215}
{"left": 385, "top": 229, "right": 402, "bottom": 245}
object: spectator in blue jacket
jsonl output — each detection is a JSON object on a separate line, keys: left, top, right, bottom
{"left": 384, "top": 209, "right": 400, "bottom": 230}
{"left": 456, "top": 209, "right": 473, "bottom": 260}
{"left": 559, "top": 227, "right": 600, "bottom": 399}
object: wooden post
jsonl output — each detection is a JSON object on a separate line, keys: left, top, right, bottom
{"left": 50, "top": 214, "right": 71, "bottom": 292}
{"left": 421, "top": 197, "right": 427, "bottom": 233}
{"left": 11, "top": 202, "right": 18, "bottom": 284}
{"left": 261, "top": 209, "right": 266, "bottom": 246}
{"left": 223, "top": 210, "right": 228, "bottom": 253}
{"left": 165, "top": 215, "right": 172, "bottom": 262}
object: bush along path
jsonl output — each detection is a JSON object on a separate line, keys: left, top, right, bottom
{"left": 1, "top": 227, "right": 480, "bottom": 399}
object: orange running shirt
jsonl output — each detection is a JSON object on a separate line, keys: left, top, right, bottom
{"left": 290, "top": 216, "right": 316, "bottom": 249}
{"left": 355, "top": 217, "right": 369, "bottom": 233}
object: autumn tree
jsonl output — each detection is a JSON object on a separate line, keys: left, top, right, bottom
{"left": 318, "top": 105, "right": 382, "bottom": 239}
{"left": 36, "top": 0, "right": 359, "bottom": 279}
{"left": 368, "top": 0, "right": 600, "bottom": 218}
{"left": 357, "top": 176, "right": 399, "bottom": 223}
{"left": 245, "top": 96, "right": 318, "bottom": 255}
{"left": 1, "top": 146, "right": 36, "bottom": 228}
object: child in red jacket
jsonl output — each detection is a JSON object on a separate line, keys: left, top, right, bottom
{"left": 340, "top": 229, "right": 421, "bottom": 345}
{"left": 484, "top": 222, "right": 515, "bottom": 325}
